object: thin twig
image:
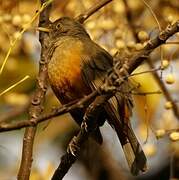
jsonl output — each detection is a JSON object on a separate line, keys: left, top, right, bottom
{"left": 130, "top": 67, "right": 161, "bottom": 77}
{"left": 0, "top": 0, "right": 53, "bottom": 75}
{"left": 131, "top": 90, "right": 161, "bottom": 96}
{"left": 141, "top": 0, "right": 161, "bottom": 31}
{"left": 75, "top": 0, "right": 113, "bottom": 23}
{"left": 165, "top": 41, "right": 179, "bottom": 45}
{"left": 0, "top": 76, "right": 30, "bottom": 97}
{"left": 147, "top": 60, "right": 179, "bottom": 119}
{"left": 0, "top": 103, "right": 30, "bottom": 123}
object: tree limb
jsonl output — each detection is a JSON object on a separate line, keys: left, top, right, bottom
{"left": 0, "top": 91, "right": 98, "bottom": 132}
{"left": 17, "top": 1, "right": 52, "bottom": 179}
{"left": 123, "top": 0, "right": 179, "bottom": 120}
{"left": 75, "top": 0, "right": 113, "bottom": 23}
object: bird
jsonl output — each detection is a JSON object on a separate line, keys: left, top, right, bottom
{"left": 46, "top": 16, "right": 147, "bottom": 175}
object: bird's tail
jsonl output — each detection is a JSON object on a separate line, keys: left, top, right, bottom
{"left": 121, "top": 124, "right": 147, "bottom": 175}
{"left": 105, "top": 95, "right": 147, "bottom": 175}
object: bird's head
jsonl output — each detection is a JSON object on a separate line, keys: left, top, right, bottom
{"left": 48, "top": 17, "right": 90, "bottom": 40}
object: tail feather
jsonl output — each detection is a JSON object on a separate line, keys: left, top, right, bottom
{"left": 123, "top": 125, "right": 147, "bottom": 175}
{"left": 105, "top": 97, "right": 147, "bottom": 175}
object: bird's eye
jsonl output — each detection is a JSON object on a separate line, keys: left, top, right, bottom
{"left": 55, "top": 22, "right": 67, "bottom": 33}
{"left": 56, "top": 23, "right": 62, "bottom": 30}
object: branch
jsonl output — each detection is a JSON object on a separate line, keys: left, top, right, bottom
{"left": 52, "top": 95, "right": 110, "bottom": 180}
{"left": 0, "top": 91, "right": 98, "bottom": 132}
{"left": 127, "top": 21, "right": 179, "bottom": 73}
{"left": 17, "top": 1, "right": 52, "bottom": 179}
{"left": 0, "top": 103, "right": 30, "bottom": 123}
{"left": 75, "top": 0, "right": 113, "bottom": 23}
{"left": 122, "top": 0, "right": 179, "bottom": 119}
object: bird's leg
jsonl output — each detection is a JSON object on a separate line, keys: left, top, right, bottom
{"left": 81, "top": 109, "right": 97, "bottom": 133}
{"left": 81, "top": 119, "right": 89, "bottom": 132}
{"left": 67, "top": 136, "right": 80, "bottom": 156}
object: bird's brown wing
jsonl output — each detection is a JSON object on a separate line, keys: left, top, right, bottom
{"left": 47, "top": 38, "right": 103, "bottom": 144}
{"left": 81, "top": 41, "right": 147, "bottom": 175}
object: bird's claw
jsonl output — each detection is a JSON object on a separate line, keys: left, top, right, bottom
{"left": 81, "top": 121, "right": 88, "bottom": 132}
{"left": 67, "top": 136, "right": 80, "bottom": 156}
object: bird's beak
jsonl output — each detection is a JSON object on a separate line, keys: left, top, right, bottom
{"left": 36, "top": 27, "right": 50, "bottom": 33}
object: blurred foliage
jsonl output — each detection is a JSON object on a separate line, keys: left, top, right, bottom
{"left": 0, "top": 0, "right": 179, "bottom": 179}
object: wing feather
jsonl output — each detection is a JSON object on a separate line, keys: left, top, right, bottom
{"left": 81, "top": 41, "right": 147, "bottom": 175}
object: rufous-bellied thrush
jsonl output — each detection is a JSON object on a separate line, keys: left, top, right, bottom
{"left": 46, "top": 17, "right": 147, "bottom": 175}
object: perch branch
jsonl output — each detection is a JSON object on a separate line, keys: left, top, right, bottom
{"left": 52, "top": 95, "right": 110, "bottom": 180}
{"left": 0, "top": 91, "right": 98, "bottom": 132}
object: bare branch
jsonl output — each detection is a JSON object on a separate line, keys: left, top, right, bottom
{"left": 0, "top": 91, "right": 98, "bottom": 132}
{"left": 17, "top": 1, "right": 52, "bottom": 179}
{"left": 123, "top": 0, "right": 179, "bottom": 120}
{"left": 127, "top": 21, "right": 179, "bottom": 73}
{"left": 52, "top": 95, "right": 109, "bottom": 180}
{"left": 75, "top": 0, "right": 113, "bottom": 23}
{"left": 0, "top": 103, "right": 30, "bottom": 123}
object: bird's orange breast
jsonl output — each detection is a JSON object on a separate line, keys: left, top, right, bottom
{"left": 48, "top": 39, "right": 90, "bottom": 103}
